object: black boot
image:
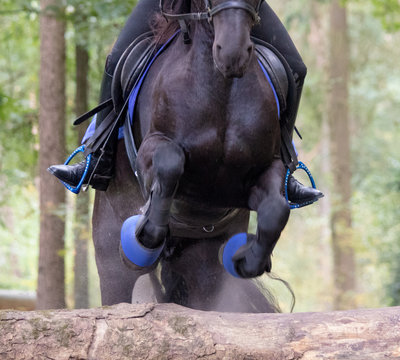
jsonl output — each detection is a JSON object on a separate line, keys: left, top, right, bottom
{"left": 283, "top": 80, "right": 324, "bottom": 205}
{"left": 48, "top": 70, "right": 117, "bottom": 191}
{"left": 47, "top": 151, "right": 114, "bottom": 191}
{"left": 287, "top": 174, "right": 323, "bottom": 204}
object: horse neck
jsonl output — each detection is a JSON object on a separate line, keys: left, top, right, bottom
{"left": 188, "top": 0, "right": 214, "bottom": 49}
{"left": 187, "top": 22, "right": 237, "bottom": 94}
{"left": 187, "top": 22, "right": 217, "bottom": 72}
{"left": 190, "top": 20, "right": 213, "bottom": 48}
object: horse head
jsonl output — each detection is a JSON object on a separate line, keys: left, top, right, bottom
{"left": 210, "top": 0, "right": 261, "bottom": 78}
{"left": 160, "top": 0, "right": 262, "bottom": 78}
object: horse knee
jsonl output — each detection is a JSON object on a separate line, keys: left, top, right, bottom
{"left": 133, "top": 142, "right": 185, "bottom": 249}
{"left": 153, "top": 142, "right": 185, "bottom": 194}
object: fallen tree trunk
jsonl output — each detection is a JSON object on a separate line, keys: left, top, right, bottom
{"left": 0, "top": 303, "right": 399, "bottom": 359}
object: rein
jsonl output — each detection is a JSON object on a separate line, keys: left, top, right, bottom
{"left": 159, "top": 0, "right": 262, "bottom": 43}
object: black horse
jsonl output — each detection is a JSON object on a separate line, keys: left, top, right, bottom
{"left": 92, "top": 0, "right": 290, "bottom": 313}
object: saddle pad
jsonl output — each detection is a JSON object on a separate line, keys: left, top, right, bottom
{"left": 81, "top": 32, "right": 179, "bottom": 144}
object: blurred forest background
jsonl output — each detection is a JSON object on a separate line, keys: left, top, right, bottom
{"left": 0, "top": 0, "right": 399, "bottom": 312}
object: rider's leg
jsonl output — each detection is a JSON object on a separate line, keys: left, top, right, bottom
{"left": 48, "top": 0, "right": 159, "bottom": 190}
{"left": 252, "top": 2, "right": 323, "bottom": 203}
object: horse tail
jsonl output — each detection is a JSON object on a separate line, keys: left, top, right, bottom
{"left": 261, "top": 273, "right": 296, "bottom": 313}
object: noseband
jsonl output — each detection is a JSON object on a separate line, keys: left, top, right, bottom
{"left": 207, "top": 0, "right": 262, "bottom": 23}
{"left": 159, "top": 0, "right": 262, "bottom": 43}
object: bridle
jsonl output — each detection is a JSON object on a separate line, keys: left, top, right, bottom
{"left": 159, "top": 0, "right": 262, "bottom": 43}
{"left": 160, "top": 0, "right": 262, "bottom": 23}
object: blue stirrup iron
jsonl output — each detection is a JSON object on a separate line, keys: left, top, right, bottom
{"left": 285, "top": 161, "right": 317, "bottom": 209}
{"left": 59, "top": 145, "right": 92, "bottom": 194}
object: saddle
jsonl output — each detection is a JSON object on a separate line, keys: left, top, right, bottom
{"left": 79, "top": 32, "right": 298, "bottom": 175}
{"left": 114, "top": 35, "right": 292, "bottom": 118}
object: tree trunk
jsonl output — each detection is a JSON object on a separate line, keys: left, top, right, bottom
{"left": 73, "top": 42, "right": 90, "bottom": 309}
{"left": 328, "top": 0, "right": 356, "bottom": 310}
{"left": 1, "top": 303, "right": 400, "bottom": 359}
{"left": 37, "top": 0, "right": 66, "bottom": 310}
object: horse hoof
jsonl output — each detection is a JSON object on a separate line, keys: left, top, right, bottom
{"left": 120, "top": 215, "right": 165, "bottom": 268}
{"left": 221, "top": 233, "right": 247, "bottom": 278}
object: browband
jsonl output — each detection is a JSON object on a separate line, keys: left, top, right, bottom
{"left": 159, "top": 0, "right": 262, "bottom": 23}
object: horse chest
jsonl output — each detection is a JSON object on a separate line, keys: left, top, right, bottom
{"left": 141, "top": 54, "right": 280, "bottom": 201}
{"left": 164, "top": 82, "right": 279, "bottom": 170}
{"left": 186, "top": 121, "right": 277, "bottom": 172}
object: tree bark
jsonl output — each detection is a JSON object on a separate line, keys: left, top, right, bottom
{"left": 328, "top": 0, "right": 356, "bottom": 310}
{"left": 73, "top": 42, "right": 90, "bottom": 309}
{"left": 1, "top": 303, "right": 400, "bottom": 359}
{"left": 37, "top": 0, "right": 66, "bottom": 310}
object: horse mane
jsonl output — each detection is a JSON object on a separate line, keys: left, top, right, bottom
{"left": 151, "top": 0, "right": 205, "bottom": 44}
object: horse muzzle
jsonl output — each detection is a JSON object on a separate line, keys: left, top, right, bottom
{"left": 213, "top": 41, "right": 254, "bottom": 78}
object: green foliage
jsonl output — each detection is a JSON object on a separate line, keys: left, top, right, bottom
{"left": 347, "top": 2, "right": 400, "bottom": 305}
{"left": 369, "top": 0, "right": 400, "bottom": 31}
{"left": 349, "top": 0, "right": 400, "bottom": 31}
{"left": 0, "top": 3, "right": 40, "bottom": 291}
{"left": 0, "top": 3, "right": 39, "bottom": 182}
{"left": 0, "top": 0, "right": 39, "bottom": 15}
{"left": 65, "top": 0, "right": 135, "bottom": 46}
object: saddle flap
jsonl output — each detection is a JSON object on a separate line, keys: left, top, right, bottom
{"left": 112, "top": 32, "right": 155, "bottom": 113}
{"left": 120, "top": 37, "right": 156, "bottom": 99}
{"left": 255, "top": 44, "right": 288, "bottom": 115}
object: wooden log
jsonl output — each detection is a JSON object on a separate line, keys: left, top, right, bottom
{"left": 0, "top": 303, "right": 399, "bottom": 359}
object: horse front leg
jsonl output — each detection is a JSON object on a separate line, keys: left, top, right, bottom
{"left": 223, "top": 159, "right": 290, "bottom": 278}
{"left": 120, "top": 136, "right": 185, "bottom": 270}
